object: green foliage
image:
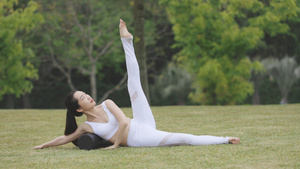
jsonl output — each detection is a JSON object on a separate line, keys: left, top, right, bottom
{"left": 250, "top": 0, "right": 300, "bottom": 61}
{"left": 189, "top": 57, "right": 261, "bottom": 104}
{"left": 161, "top": 0, "right": 299, "bottom": 105}
{"left": 35, "top": 0, "right": 134, "bottom": 100}
{"left": 0, "top": 0, "right": 44, "bottom": 99}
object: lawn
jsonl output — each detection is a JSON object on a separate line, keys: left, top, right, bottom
{"left": 0, "top": 104, "right": 299, "bottom": 168}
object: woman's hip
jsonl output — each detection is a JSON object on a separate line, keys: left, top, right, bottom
{"left": 127, "top": 119, "right": 169, "bottom": 147}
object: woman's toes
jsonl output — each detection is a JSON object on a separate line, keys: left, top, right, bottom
{"left": 119, "top": 19, "right": 132, "bottom": 38}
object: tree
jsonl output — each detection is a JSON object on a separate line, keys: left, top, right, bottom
{"left": 0, "top": 0, "right": 44, "bottom": 100}
{"left": 134, "top": 0, "right": 150, "bottom": 102}
{"left": 36, "top": 0, "right": 132, "bottom": 102}
{"left": 262, "top": 56, "right": 300, "bottom": 104}
{"left": 161, "top": 0, "right": 299, "bottom": 105}
{"left": 248, "top": 0, "right": 300, "bottom": 104}
{"left": 251, "top": 67, "right": 267, "bottom": 105}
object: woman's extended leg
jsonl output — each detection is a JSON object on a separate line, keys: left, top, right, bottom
{"left": 119, "top": 19, "right": 156, "bottom": 128}
{"left": 127, "top": 123, "right": 240, "bottom": 147}
{"left": 157, "top": 133, "right": 234, "bottom": 146}
{"left": 158, "top": 133, "right": 240, "bottom": 146}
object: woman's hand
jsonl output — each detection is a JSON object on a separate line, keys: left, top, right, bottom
{"left": 33, "top": 144, "right": 44, "bottom": 149}
{"left": 102, "top": 144, "right": 119, "bottom": 150}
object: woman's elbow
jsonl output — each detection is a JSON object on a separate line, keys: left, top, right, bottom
{"left": 120, "top": 121, "right": 129, "bottom": 127}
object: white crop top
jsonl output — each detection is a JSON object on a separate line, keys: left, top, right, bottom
{"left": 85, "top": 101, "right": 119, "bottom": 140}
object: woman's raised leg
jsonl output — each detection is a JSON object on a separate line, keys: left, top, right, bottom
{"left": 119, "top": 19, "right": 156, "bottom": 128}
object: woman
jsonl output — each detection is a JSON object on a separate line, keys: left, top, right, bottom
{"left": 33, "top": 19, "right": 240, "bottom": 150}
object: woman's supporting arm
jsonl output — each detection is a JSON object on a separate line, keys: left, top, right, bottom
{"left": 104, "top": 99, "right": 129, "bottom": 149}
{"left": 33, "top": 123, "right": 91, "bottom": 149}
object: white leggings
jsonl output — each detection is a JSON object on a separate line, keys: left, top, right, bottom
{"left": 121, "top": 36, "right": 229, "bottom": 147}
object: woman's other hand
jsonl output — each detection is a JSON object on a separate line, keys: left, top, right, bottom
{"left": 32, "top": 144, "right": 44, "bottom": 149}
{"left": 102, "top": 144, "right": 119, "bottom": 150}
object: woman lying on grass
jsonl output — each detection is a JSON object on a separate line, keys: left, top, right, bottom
{"left": 33, "top": 19, "right": 240, "bottom": 150}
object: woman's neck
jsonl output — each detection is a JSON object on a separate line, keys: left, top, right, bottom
{"left": 84, "top": 107, "right": 98, "bottom": 120}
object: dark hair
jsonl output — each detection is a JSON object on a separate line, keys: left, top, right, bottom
{"left": 64, "top": 90, "right": 83, "bottom": 146}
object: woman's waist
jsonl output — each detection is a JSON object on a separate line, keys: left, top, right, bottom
{"left": 109, "top": 117, "right": 131, "bottom": 146}
{"left": 121, "top": 118, "right": 131, "bottom": 146}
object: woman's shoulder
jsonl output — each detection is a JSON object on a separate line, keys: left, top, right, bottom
{"left": 103, "top": 99, "right": 119, "bottom": 109}
{"left": 103, "top": 99, "right": 115, "bottom": 105}
{"left": 78, "top": 123, "right": 94, "bottom": 133}
{"left": 92, "top": 99, "right": 114, "bottom": 109}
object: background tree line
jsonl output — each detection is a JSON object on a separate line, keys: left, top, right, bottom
{"left": 1, "top": 0, "right": 300, "bottom": 109}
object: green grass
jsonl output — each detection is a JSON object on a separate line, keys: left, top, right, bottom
{"left": 1, "top": 104, "right": 299, "bottom": 168}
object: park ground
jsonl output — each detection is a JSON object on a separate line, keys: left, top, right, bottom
{"left": 0, "top": 104, "right": 299, "bottom": 168}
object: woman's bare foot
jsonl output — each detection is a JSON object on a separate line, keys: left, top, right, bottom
{"left": 228, "top": 137, "right": 240, "bottom": 144}
{"left": 119, "top": 19, "right": 132, "bottom": 38}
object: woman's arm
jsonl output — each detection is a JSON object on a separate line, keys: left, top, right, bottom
{"left": 105, "top": 99, "right": 129, "bottom": 149}
{"left": 33, "top": 123, "right": 91, "bottom": 149}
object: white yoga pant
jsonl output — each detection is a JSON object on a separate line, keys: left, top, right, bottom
{"left": 121, "top": 36, "right": 229, "bottom": 147}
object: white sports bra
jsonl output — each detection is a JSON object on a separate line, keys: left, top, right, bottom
{"left": 85, "top": 101, "right": 119, "bottom": 140}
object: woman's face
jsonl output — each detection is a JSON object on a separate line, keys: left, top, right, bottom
{"left": 73, "top": 91, "right": 95, "bottom": 111}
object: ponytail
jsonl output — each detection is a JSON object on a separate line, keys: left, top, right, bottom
{"left": 64, "top": 110, "right": 79, "bottom": 146}
{"left": 64, "top": 90, "right": 83, "bottom": 147}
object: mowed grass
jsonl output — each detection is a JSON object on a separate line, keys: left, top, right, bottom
{"left": 0, "top": 104, "right": 299, "bottom": 169}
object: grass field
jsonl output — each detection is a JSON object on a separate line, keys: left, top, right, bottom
{"left": 0, "top": 104, "right": 299, "bottom": 168}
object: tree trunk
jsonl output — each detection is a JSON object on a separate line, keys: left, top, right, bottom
{"left": 90, "top": 63, "right": 97, "bottom": 101}
{"left": 66, "top": 73, "right": 76, "bottom": 91}
{"left": 134, "top": 0, "right": 150, "bottom": 103}
{"left": 280, "top": 93, "right": 288, "bottom": 104}
{"left": 22, "top": 93, "right": 31, "bottom": 109}
{"left": 252, "top": 90, "right": 260, "bottom": 105}
{"left": 252, "top": 74, "right": 261, "bottom": 105}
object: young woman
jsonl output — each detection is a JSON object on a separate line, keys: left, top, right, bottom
{"left": 33, "top": 19, "right": 240, "bottom": 150}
